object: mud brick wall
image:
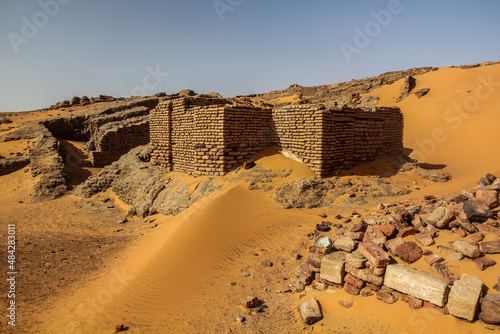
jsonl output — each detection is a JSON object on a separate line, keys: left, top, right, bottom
{"left": 223, "top": 106, "right": 273, "bottom": 172}
{"left": 150, "top": 98, "right": 403, "bottom": 177}
{"left": 150, "top": 100, "right": 172, "bottom": 170}
{"left": 90, "top": 122, "right": 149, "bottom": 167}
{"left": 272, "top": 106, "right": 324, "bottom": 176}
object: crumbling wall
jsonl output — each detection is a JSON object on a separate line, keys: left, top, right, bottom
{"left": 150, "top": 98, "right": 404, "bottom": 178}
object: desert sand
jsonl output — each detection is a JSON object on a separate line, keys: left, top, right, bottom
{"left": 1, "top": 63, "right": 499, "bottom": 333}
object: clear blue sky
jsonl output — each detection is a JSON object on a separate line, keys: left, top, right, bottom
{"left": 1, "top": 0, "right": 499, "bottom": 112}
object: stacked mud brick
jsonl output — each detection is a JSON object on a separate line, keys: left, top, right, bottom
{"left": 150, "top": 98, "right": 404, "bottom": 177}
{"left": 90, "top": 121, "right": 149, "bottom": 167}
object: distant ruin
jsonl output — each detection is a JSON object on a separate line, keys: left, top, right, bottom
{"left": 150, "top": 97, "right": 404, "bottom": 177}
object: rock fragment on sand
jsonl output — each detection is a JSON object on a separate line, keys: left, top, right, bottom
{"left": 345, "top": 250, "right": 367, "bottom": 269}
{"left": 394, "top": 241, "right": 423, "bottom": 263}
{"left": 338, "top": 300, "right": 353, "bottom": 308}
{"left": 473, "top": 256, "right": 496, "bottom": 271}
{"left": 376, "top": 289, "right": 399, "bottom": 304}
{"left": 447, "top": 274, "right": 483, "bottom": 322}
{"left": 299, "top": 298, "right": 323, "bottom": 325}
{"left": 415, "top": 231, "right": 435, "bottom": 246}
{"left": 236, "top": 315, "right": 246, "bottom": 323}
{"left": 426, "top": 206, "right": 453, "bottom": 228}
{"left": 384, "top": 264, "right": 448, "bottom": 307}
{"left": 401, "top": 294, "right": 423, "bottom": 309}
{"left": 463, "top": 200, "right": 493, "bottom": 222}
{"left": 242, "top": 296, "right": 260, "bottom": 309}
{"left": 452, "top": 240, "right": 481, "bottom": 258}
{"left": 432, "top": 262, "right": 458, "bottom": 285}
{"left": 425, "top": 254, "right": 444, "bottom": 266}
{"left": 480, "top": 240, "right": 500, "bottom": 254}
{"left": 479, "top": 294, "right": 500, "bottom": 324}
{"left": 313, "top": 236, "right": 333, "bottom": 254}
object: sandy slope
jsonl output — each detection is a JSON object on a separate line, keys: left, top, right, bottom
{"left": 370, "top": 64, "right": 500, "bottom": 191}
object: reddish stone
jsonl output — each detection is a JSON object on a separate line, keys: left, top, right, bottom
{"left": 422, "top": 249, "right": 433, "bottom": 256}
{"left": 374, "top": 224, "right": 396, "bottom": 237}
{"left": 351, "top": 220, "right": 367, "bottom": 232}
{"left": 347, "top": 231, "right": 365, "bottom": 241}
{"left": 338, "top": 300, "right": 353, "bottom": 308}
{"left": 470, "top": 232, "right": 485, "bottom": 243}
{"left": 300, "top": 262, "right": 318, "bottom": 279}
{"left": 425, "top": 254, "right": 444, "bottom": 266}
{"left": 358, "top": 240, "right": 391, "bottom": 268}
{"left": 309, "top": 246, "right": 324, "bottom": 259}
{"left": 401, "top": 294, "right": 423, "bottom": 309}
{"left": 480, "top": 240, "right": 500, "bottom": 254}
{"left": 474, "top": 256, "right": 497, "bottom": 271}
{"left": 432, "top": 263, "right": 458, "bottom": 285}
{"left": 394, "top": 241, "right": 423, "bottom": 263}
{"left": 426, "top": 225, "right": 439, "bottom": 237}
{"left": 360, "top": 287, "right": 374, "bottom": 297}
{"left": 415, "top": 231, "right": 435, "bottom": 246}
{"left": 476, "top": 224, "right": 500, "bottom": 237}
{"left": 376, "top": 290, "right": 399, "bottom": 304}
{"left": 344, "top": 273, "right": 366, "bottom": 289}
{"left": 345, "top": 263, "right": 384, "bottom": 286}
{"left": 475, "top": 189, "right": 499, "bottom": 209}
{"left": 394, "top": 206, "right": 412, "bottom": 222}
{"left": 311, "top": 281, "right": 327, "bottom": 291}
{"left": 344, "top": 282, "right": 362, "bottom": 295}
{"left": 242, "top": 296, "right": 260, "bottom": 309}
{"left": 366, "top": 282, "right": 381, "bottom": 292}
{"left": 398, "top": 226, "right": 418, "bottom": 238}
{"left": 456, "top": 227, "right": 467, "bottom": 238}
{"left": 424, "top": 301, "right": 442, "bottom": 310}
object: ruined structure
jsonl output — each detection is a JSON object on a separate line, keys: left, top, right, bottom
{"left": 150, "top": 97, "right": 403, "bottom": 177}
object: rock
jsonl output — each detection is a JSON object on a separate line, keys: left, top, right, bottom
{"left": 311, "top": 281, "right": 327, "bottom": 291}
{"left": 338, "top": 300, "right": 353, "bottom": 308}
{"left": 448, "top": 274, "right": 484, "bottom": 322}
{"left": 242, "top": 296, "right": 260, "bottom": 309}
{"left": 426, "top": 206, "right": 454, "bottom": 229}
{"left": 320, "top": 252, "right": 346, "bottom": 284}
{"left": 313, "top": 237, "right": 333, "bottom": 254}
{"left": 422, "top": 249, "right": 433, "bottom": 256}
{"left": 479, "top": 294, "right": 500, "bottom": 324}
{"left": 345, "top": 273, "right": 366, "bottom": 289}
{"left": 476, "top": 224, "right": 500, "bottom": 237}
{"left": 308, "top": 253, "right": 322, "bottom": 268}
{"left": 333, "top": 235, "right": 357, "bottom": 252}
{"left": 475, "top": 190, "right": 499, "bottom": 209}
{"left": 59, "top": 100, "right": 70, "bottom": 108}
{"left": 363, "top": 226, "right": 387, "bottom": 247}
{"left": 473, "top": 256, "right": 496, "bottom": 271}
{"left": 394, "top": 206, "right": 412, "bottom": 222}
{"left": 300, "top": 262, "right": 319, "bottom": 279}
{"left": 377, "top": 290, "right": 399, "bottom": 304}
{"left": 299, "top": 298, "right": 323, "bottom": 325}
{"left": 347, "top": 231, "right": 364, "bottom": 241}
{"left": 80, "top": 96, "right": 90, "bottom": 105}
{"left": 360, "top": 287, "right": 374, "bottom": 297}
{"left": 432, "top": 263, "right": 458, "bottom": 285}
{"left": 456, "top": 227, "right": 467, "bottom": 238}
{"left": 397, "top": 75, "right": 416, "bottom": 101}
{"left": 358, "top": 240, "right": 391, "bottom": 268}
{"left": 447, "top": 252, "right": 464, "bottom": 261}
{"left": 350, "top": 220, "right": 367, "bottom": 232}
{"left": 384, "top": 264, "right": 449, "bottom": 307}
{"left": 366, "top": 282, "right": 381, "bottom": 292}
{"left": 452, "top": 240, "right": 481, "bottom": 258}
{"left": 470, "top": 232, "right": 485, "bottom": 243}
{"left": 385, "top": 237, "right": 405, "bottom": 253}
{"left": 425, "top": 254, "right": 444, "bottom": 266}
{"left": 345, "top": 263, "right": 384, "bottom": 286}
{"left": 390, "top": 213, "right": 409, "bottom": 231}
{"left": 455, "top": 217, "right": 478, "bottom": 234}
{"left": 415, "top": 231, "right": 435, "bottom": 246}
{"left": 344, "top": 283, "right": 362, "bottom": 295}
{"left": 486, "top": 173, "right": 497, "bottom": 183}
{"left": 242, "top": 160, "right": 256, "bottom": 170}
{"left": 316, "top": 221, "right": 331, "bottom": 232}
{"left": 398, "top": 226, "right": 418, "bottom": 238}
{"left": 341, "top": 217, "right": 351, "bottom": 224}
{"left": 241, "top": 271, "right": 250, "bottom": 277}
{"left": 365, "top": 260, "right": 385, "bottom": 276}
{"left": 345, "top": 250, "right": 367, "bottom": 269}
{"left": 414, "top": 88, "right": 430, "bottom": 98}
{"left": 478, "top": 177, "right": 492, "bottom": 187}
{"left": 374, "top": 224, "right": 396, "bottom": 237}
{"left": 70, "top": 96, "right": 80, "bottom": 106}
{"left": 260, "top": 260, "right": 273, "bottom": 267}
{"left": 236, "top": 315, "right": 246, "bottom": 323}
{"left": 394, "top": 241, "right": 423, "bottom": 264}
{"left": 318, "top": 213, "right": 327, "bottom": 218}
{"left": 401, "top": 294, "right": 423, "bottom": 309}
{"left": 463, "top": 200, "right": 493, "bottom": 222}
{"left": 480, "top": 240, "right": 500, "bottom": 254}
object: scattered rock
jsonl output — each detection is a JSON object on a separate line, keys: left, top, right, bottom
{"left": 377, "top": 290, "right": 399, "bottom": 304}
{"left": 318, "top": 213, "right": 327, "bottom": 218}
{"left": 316, "top": 221, "right": 331, "bottom": 232}
{"left": 363, "top": 226, "right": 387, "bottom": 247}
{"left": 313, "top": 237, "right": 333, "bottom": 254}
{"left": 344, "top": 283, "right": 362, "bottom": 295}
{"left": 360, "top": 287, "right": 374, "bottom": 297}
{"left": 480, "top": 240, "right": 500, "bottom": 254}
{"left": 338, "top": 300, "right": 353, "bottom": 308}
{"left": 242, "top": 296, "right": 260, "bottom": 309}
{"left": 333, "top": 235, "right": 357, "bottom": 252}
{"left": 345, "top": 250, "right": 367, "bottom": 269}
{"left": 432, "top": 263, "right": 458, "bottom": 285}
{"left": 299, "top": 298, "right": 323, "bottom": 325}
{"left": 260, "top": 260, "right": 273, "bottom": 267}
{"left": 463, "top": 200, "right": 493, "bottom": 222}
{"left": 452, "top": 240, "right": 481, "bottom": 258}
{"left": 475, "top": 189, "right": 499, "bottom": 209}
{"left": 426, "top": 206, "right": 454, "bottom": 229}
{"left": 479, "top": 294, "right": 500, "bottom": 324}
{"left": 447, "top": 251, "right": 464, "bottom": 261}
{"left": 320, "top": 252, "right": 346, "bottom": 284}
{"left": 425, "top": 254, "right": 444, "bottom": 266}
{"left": 414, "top": 88, "right": 430, "bottom": 98}
{"left": 394, "top": 241, "right": 423, "bottom": 264}
{"left": 241, "top": 272, "right": 250, "bottom": 277}
{"left": 448, "top": 274, "right": 483, "bottom": 322}
{"left": 401, "top": 294, "right": 423, "bottom": 309}
{"left": 358, "top": 240, "right": 390, "bottom": 268}
{"left": 415, "top": 231, "right": 435, "bottom": 246}
{"left": 114, "top": 324, "right": 129, "bottom": 332}
{"left": 236, "top": 315, "right": 246, "bottom": 323}
{"left": 473, "top": 256, "right": 496, "bottom": 271}
{"left": 373, "top": 224, "right": 396, "bottom": 237}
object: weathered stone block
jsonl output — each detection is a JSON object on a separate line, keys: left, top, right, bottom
{"left": 345, "top": 263, "right": 384, "bottom": 286}
{"left": 345, "top": 250, "right": 367, "bottom": 269}
{"left": 358, "top": 240, "right": 390, "bottom": 268}
{"left": 452, "top": 240, "right": 481, "bottom": 258}
{"left": 299, "top": 298, "right": 323, "bottom": 325}
{"left": 333, "top": 235, "right": 357, "bottom": 252}
{"left": 320, "top": 252, "right": 346, "bottom": 284}
{"left": 479, "top": 294, "right": 500, "bottom": 324}
{"left": 480, "top": 240, "right": 500, "bottom": 254}
{"left": 448, "top": 274, "right": 483, "bottom": 321}
{"left": 384, "top": 264, "right": 449, "bottom": 307}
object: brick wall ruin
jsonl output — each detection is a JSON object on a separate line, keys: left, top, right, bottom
{"left": 150, "top": 97, "right": 403, "bottom": 177}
